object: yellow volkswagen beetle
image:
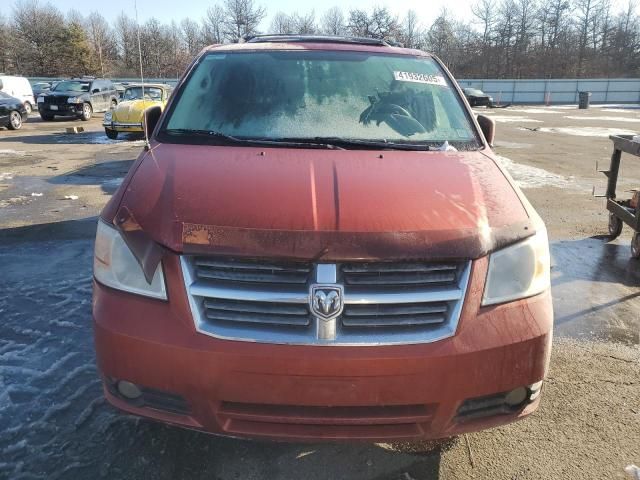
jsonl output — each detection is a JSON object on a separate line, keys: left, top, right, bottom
{"left": 103, "top": 84, "right": 171, "bottom": 139}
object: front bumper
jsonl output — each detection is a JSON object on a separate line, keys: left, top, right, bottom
{"left": 38, "top": 102, "right": 84, "bottom": 114}
{"left": 103, "top": 120, "right": 143, "bottom": 132}
{"left": 93, "top": 254, "right": 553, "bottom": 442}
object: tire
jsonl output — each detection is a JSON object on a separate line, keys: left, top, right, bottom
{"left": 80, "top": 103, "right": 92, "bottom": 121}
{"left": 24, "top": 102, "right": 32, "bottom": 115}
{"left": 608, "top": 212, "right": 623, "bottom": 238}
{"left": 40, "top": 113, "right": 54, "bottom": 121}
{"left": 7, "top": 111, "right": 23, "bottom": 130}
{"left": 105, "top": 128, "right": 118, "bottom": 140}
{"left": 631, "top": 232, "right": 640, "bottom": 259}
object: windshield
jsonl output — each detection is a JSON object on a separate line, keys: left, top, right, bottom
{"left": 464, "top": 88, "right": 485, "bottom": 96}
{"left": 123, "top": 86, "right": 163, "bottom": 101}
{"left": 53, "top": 81, "right": 90, "bottom": 92}
{"left": 162, "top": 51, "right": 478, "bottom": 147}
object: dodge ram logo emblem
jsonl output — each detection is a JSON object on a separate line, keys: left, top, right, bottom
{"left": 310, "top": 285, "right": 344, "bottom": 320}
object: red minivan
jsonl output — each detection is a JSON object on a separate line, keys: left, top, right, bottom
{"left": 93, "top": 35, "right": 552, "bottom": 442}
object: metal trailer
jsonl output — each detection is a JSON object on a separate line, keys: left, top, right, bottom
{"left": 600, "top": 134, "right": 640, "bottom": 257}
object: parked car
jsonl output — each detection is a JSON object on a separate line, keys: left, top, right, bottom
{"left": 32, "top": 82, "right": 53, "bottom": 96}
{"left": 93, "top": 35, "right": 552, "bottom": 443}
{"left": 0, "top": 75, "right": 35, "bottom": 114}
{"left": 463, "top": 87, "right": 493, "bottom": 107}
{"left": 113, "top": 82, "right": 126, "bottom": 99}
{"left": 37, "top": 77, "right": 118, "bottom": 121}
{"left": 103, "top": 84, "right": 172, "bottom": 139}
{"left": 0, "top": 91, "right": 28, "bottom": 130}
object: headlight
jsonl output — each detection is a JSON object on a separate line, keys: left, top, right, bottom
{"left": 37, "top": 96, "right": 44, "bottom": 103}
{"left": 482, "top": 226, "right": 550, "bottom": 306}
{"left": 67, "top": 97, "right": 80, "bottom": 103}
{"left": 104, "top": 111, "right": 112, "bottom": 122}
{"left": 94, "top": 220, "right": 167, "bottom": 300}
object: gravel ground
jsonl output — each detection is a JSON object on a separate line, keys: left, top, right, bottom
{"left": 0, "top": 109, "right": 639, "bottom": 479}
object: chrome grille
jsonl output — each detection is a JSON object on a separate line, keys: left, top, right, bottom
{"left": 194, "top": 256, "right": 312, "bottom": 285}
{"left": 182, "top": 257, "right": 471, "bottom": 346}
{"left": 341, "top": 262, "right": 458, "bottom": 287}
{"left": 342, "top": 302, "right": 449, "bottom": 327}
{"left": 203, "top": 298, "right": 311, "bottom": 327}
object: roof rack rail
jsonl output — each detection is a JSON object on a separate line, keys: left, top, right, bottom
{"left": 243, "top": 34, "right": 393, "bottom": 47}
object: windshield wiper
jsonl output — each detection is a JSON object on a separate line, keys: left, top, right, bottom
{"left": 312, "top": 137, "right": 431, "bottom": 151}
{"left": 163, "top": 129, "right": 344, "bottom": 149}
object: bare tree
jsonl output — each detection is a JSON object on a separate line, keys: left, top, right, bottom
{"left": 400, "top": 10, "right": 424, "bottom": 48}
{"left": 181, "top": 18, "right": 203, "bottom": 57}
{"left": 270, "top": 12, "right": 293, "bottom": 34}
{"left": 291, "top": 11, "right": 317, "bottom": 34}
{"left": 320, "top": 6, "right": 346, "bottom": 35}
{"left": 203, "top": 5, "right": 225, "bottom": 44}
{"left": 222, "top": 0, "right": 266, "bottom": 42}
{"left": 86, "top": 12, "right": 114, "bottom": 76}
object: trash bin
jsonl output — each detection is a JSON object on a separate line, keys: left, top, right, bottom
{"left": 578, "top": 91, "right": 591, "bottom": 109}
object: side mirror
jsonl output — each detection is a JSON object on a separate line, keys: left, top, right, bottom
{"left": 144, "top": 105, "right": 163, "bottom": 139}
{"left": 476, "top": 114, "right": 495, "bottom": 146}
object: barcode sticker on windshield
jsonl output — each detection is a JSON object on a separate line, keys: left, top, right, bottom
{"left": 393, "top": 71, "right": 448, "bottom": 86}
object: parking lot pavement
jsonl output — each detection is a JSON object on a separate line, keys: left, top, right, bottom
{"left": 0, "top": 108, "right": 639, "bottom": 479}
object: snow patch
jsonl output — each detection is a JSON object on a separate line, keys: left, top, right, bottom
{"left": 563, "top": 115, "right": 640, "bottom": 123}
{"left": 490, "top": 115, "right": 543, "bottom": 123}
{"left": 538, "top": 126, "right": 637, "bottom": 137}
{"left": 494, "top": 155, "right": 572, "bottom": 189}
{"left": 506, "top": 108, "right": 561, "bottom": 114}
{"left": 0, "top": 149, "right": 28, "bottom": 156}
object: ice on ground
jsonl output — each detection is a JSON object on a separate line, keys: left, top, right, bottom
{"left": 537, "top": 126, "right": 637, "bottom": 137}
{"left": 0, "top": 172, "right": 14, "bottom": 181}
{"left": 563, "top": 115, "right": 640, "bottom": 123}
{"left": 493, "top": 154, "right": 572, "bottom": 189}
{"left": 102, "top": 178, "right": 124, "bottom": 188}
{"left": 506, "top": 108, "right": 562, "bottom": 114}
{"left": 490, "top": 115, "right": 543, "bottom": 123}
{"left": 602, "top": 108, "right": 640, "bottom": 114}
{"left": 55, "top": 132, "right": 146, "bottom": 145}
{"left": 493, "top": 140, "right": 533, "bottom": 149}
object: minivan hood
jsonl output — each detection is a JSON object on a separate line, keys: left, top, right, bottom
{"left": 111, "top": 143, "right": 533, "bottom": 261}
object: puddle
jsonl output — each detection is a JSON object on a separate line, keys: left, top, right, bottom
{"left": 53, "top": 132, "right": 146, "bottom": 146}
{"left": 563, "top": 115, "right": 640, "bottom": 123}
{"left": 552, "top": 237, "right": 640, "bottom": 345}
{"left": 493, "top": 155, "right": 574, "bottom": 189}
{"left": 537, "top": 126, "right": 637, "bottom": 137}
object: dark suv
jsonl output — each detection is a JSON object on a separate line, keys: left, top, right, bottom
{"left": 38, "top": 78, "right": 118, "bottom": 121}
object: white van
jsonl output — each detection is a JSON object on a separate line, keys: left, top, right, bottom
{"left": 0, "top": 76, "right": 35, "bottom": 114}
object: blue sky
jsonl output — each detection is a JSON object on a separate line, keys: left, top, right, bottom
{"left": 2, "top": 0, "right": 475, "bottom": 28}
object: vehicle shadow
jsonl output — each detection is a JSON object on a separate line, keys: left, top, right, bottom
{"left": 100, "top": 418, "right": 446, "bottom": 480}
{"left": 0, "top": 216, "right": 98, "bottom": 244}
{"left": 47, "top": 158, "right": 135, "bottom": 194}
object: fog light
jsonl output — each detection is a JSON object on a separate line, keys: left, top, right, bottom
{"left": 117, "top": 380, "right": 142, "bottom": 399}
{"left": 505, "top": 387, "right": 528, "bottom": 406}
{"left": 529, "top": 381, "right": 543, "bottom": 401}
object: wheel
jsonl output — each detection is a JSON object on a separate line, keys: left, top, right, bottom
{"left": 80, "top": 103, "right": 92, "bottom": 121}
{"left": 7, "top": 111, "right": 23, "bottom": 130}
{"left": 105, "top": 128, "right": 118, "bottom": 140}
{"left": 40, "top": 113, "right": 54, "bottom": 121}
{"left": 631, "top": 232, "right": 640, "bottom": 259}
{"left": 608, "top": 212, "right": 623, "bottom": 238}
{"left": 24, "top": 102, "right": 32, "bottom": 115}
